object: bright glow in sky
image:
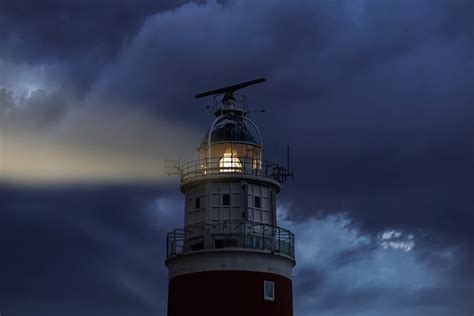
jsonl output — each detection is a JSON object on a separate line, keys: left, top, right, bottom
{"left": 0, "top": 90, "right": 200, "bottom": 183}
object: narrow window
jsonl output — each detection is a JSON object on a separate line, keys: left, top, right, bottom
{"left": 255, "top": 196, "right": 261, "bottom": 208}
{"left": 195, "top": 197, "right": 200, "bottom": 209}
{"left": 264, "top": 280, "right": 275, "bottom": 301}
{"left": 223, "top": 194, "right": 230, "bottom": 206}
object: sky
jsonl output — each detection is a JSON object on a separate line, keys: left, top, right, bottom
{"left": 0, "top": 0, "right": 473, "bottom": 315}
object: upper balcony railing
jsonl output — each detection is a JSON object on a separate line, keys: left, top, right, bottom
{"left": 180, "top": 157, "right": 291, "bottom": 183}
{"left": 166, "top": 221, "right": 295, "bottom": 260}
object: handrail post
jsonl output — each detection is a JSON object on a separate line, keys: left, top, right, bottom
{"left": 166, "top": 232, "right": 169, "bottom": 257}
{"left": 277, "top": 227, "right": 281, "bottom": 253}
{"left": 242, "top": 222, "right": 246, "bottom": 248}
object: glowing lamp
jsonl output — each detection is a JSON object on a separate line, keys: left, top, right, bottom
{"left": 219, "top": 153, "right": 242, "bottom": 172}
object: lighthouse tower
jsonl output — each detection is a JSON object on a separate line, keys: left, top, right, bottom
{"left": 165, "top": 78, "right": 295, "bottom": 316}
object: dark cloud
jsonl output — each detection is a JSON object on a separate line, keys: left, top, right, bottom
{"left": 0, "top": 0, "right": 186, "bottom": 63}
{"left": 287, "top": 215, "right": 473, "bottom": 316}
{"left": 0, "top": 183, "right": 179, "bottom": 316}
{"left": 1, "top": 0, "right": 474, "bottom": 315}
{"left": 0, "top": 0, "right": 187, "bottom": 93}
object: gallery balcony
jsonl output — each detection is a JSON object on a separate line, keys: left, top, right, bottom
{"left": 166, "top": 221, "right": 295, "bottom": 260}
{"left": 179, "top": 157, "right": 291, "bottom": 185}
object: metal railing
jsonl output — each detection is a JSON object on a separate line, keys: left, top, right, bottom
{"left": 166, "top": 221, "right": 295, "bottom": 260}
{"left": 180, "top": 157, "right": 290, "bottom": 183}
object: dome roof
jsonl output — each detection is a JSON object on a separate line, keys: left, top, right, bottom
{"left": 201, "top": 122, "right": 259, "bottom": 146}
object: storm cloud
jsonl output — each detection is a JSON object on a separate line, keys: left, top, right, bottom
{"left": 1, "top": 0, "right": 473, "bottom": 315}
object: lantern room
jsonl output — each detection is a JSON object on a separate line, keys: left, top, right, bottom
{"left": 198, "top": 112, "right": 262, "bottom": 174}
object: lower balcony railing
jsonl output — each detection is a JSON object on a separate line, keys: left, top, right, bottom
{"left": 166, "top": 221, "right": 295, "bottom": 260}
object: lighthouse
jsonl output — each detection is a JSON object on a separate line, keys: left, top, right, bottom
{"left": 165, "top": 78, "right": 295, "bottom": 316}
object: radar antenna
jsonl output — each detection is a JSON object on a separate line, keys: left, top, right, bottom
{"left": 195, "top": 78, "right": 266, "bottom": 104}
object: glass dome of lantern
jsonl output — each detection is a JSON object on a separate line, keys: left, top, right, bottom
{"left": 198, "top": 114, "right": 262, "bottom": 173}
